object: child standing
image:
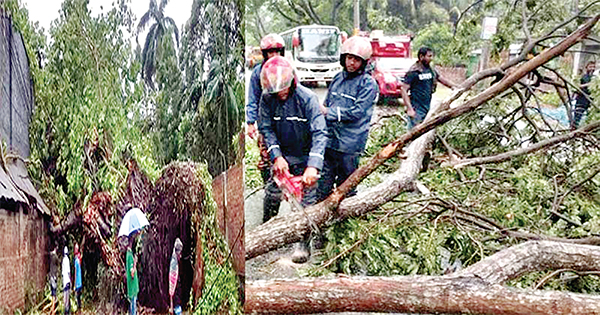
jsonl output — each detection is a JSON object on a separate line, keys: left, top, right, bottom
{"left": 73, "top": 243, "right": 83, "bottom": 312}
{"left": 169, "top": 238, "right": 183, "bottom": 315}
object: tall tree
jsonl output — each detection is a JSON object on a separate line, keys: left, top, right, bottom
{"left": 137, "top": 0, "right": 180, "bottom": 89}
{"left": 26, "top": 0, "right": 154, "bottom": 215}
{"left": 178, "top": 0, "right": 245, "bottom": 176}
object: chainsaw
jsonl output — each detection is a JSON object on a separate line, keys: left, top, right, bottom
{"left": 273, "top": 169, "right": 304, "bottom": 210}
{"left": 273, "top": 170, "right": 320, "bottom": 233}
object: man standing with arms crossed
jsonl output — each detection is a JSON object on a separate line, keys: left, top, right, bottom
{"left": 258, "top": 56, "right": 327, "bottom": 263}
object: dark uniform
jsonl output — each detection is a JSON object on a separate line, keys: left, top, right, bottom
{"left": 403, "top": 62, "right": 438, "bottom": 129}
{"left": 317, "top": 70, "right": 378, "bottom": 201}
{"left": 258, "top": 84, "right": 328, "bottom": 222}
{"left": 246, "top": 63, "right": 272, "bottom": 183}
{"left": 573, "top": 71, "right": 593, "bottom": 128}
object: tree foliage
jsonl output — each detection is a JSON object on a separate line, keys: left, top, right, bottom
{"left": 316, "top": 2, "right": 600, "bottom": 285}
{"left": 245, "top": 0, "right": 466, "bottom": 46}
{"left": 5, "top": 0, "right": 243, "bottom": 312}
{"left": 176, "top": 0, "right": 245, "bottom": 176}
{"left": 137, "top": 0, "right": 180, "bottom": 89}
{"left": 19, "top": 0, "right": 157, "bottom": 216}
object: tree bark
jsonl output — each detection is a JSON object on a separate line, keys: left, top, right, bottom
{"left": 245, "top": 14, "right": 600, "bottom": 260}
{"left": 246, "top": 241, "right": 600, "bottom": 314}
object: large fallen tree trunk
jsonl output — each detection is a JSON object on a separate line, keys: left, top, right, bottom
{"left": 246, "top": 128, "right": 435, "bottom": 259}
{"left": 246, "top": 14, "right": 600, "bottom": 260}
{"left": 246, "top": 240, "right": 600, "bottom": 314}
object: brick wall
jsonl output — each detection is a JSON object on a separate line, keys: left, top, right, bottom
{"left": 212, "top": 164, "right": 244, "bottom": 277}
{"left": 0, "top": 205, "right": 48, "bottom": 314}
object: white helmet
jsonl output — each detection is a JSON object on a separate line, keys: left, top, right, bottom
{"left": 341, "top": 36, "right": 373, "bottom": 61}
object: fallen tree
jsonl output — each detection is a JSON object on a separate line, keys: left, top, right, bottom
{"left": 47, "top": 160, "right": 242, "bottom": 313}
{"left": 246, "top": 241, "right": 600, "bottom": 314}
{"left": 246, "top": 12, "right": 600, "bottom": 260}
{"left": 246, "top": 7, "right": 600, "bottom": 315}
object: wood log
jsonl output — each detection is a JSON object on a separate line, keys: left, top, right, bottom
{"left": 246, "top": 241, "right": 600, "bottom": 314}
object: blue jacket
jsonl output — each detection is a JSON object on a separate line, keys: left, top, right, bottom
{"left": 258, "top": 84, "right": 328, "bottom": 170}
{"left": 324, "top": 71, "right": 378, "bottom": 154}
{"left": 246, "top": 64, "right": 263, "bottom": 124}
{"left": 74, "top": 256, "right": 82, "bottom": 289}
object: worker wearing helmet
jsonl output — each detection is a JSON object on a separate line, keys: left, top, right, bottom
{"left": 247, "top": 34, "right": 286, "bottom": 184}
{"left": 258, "top": 56, "right": 327, "bottom": 263}
{"left": 316, "top": 36, "right": 378, "bottom": 208}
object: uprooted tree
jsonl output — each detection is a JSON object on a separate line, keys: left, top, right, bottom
{"left": 4, "top": 0, "right": 242, "bottom": 312}
{"left": 51, "top": 158, "right": 236, "bottom": 313}
{"left": 246, "top": 4, "right": 600, "bottom": 314}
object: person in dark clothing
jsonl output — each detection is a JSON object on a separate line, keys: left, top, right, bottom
{"left": 399, "top": 47, "right": 456, "bottom": 129}
{"left": 258, "top": 56, "right": 328, "bottom": 263}
{"left": 572, "top": 61, "right": 596, "bottom": 129}
{"left": 247, "top": 34, "right": 286, "bottom": 183}
{"left": 49, "top": 246, "right": 59, "bottom": 315}
{"left": 317, "top": 36, "right": 378, "bottom": 203}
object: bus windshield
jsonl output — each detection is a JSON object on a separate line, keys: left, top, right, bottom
{"left": 297, "top": 28, "right": 340, "bottom": 63}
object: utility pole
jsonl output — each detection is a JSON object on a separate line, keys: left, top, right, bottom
{"left": 572, "top": 0, "right": 581, "bottom": 77}
{"left": 479, "top": 17, "right": 497, "bottom": 72}
{"left": 353, "top": 0, "right": 360, "bottom": 35}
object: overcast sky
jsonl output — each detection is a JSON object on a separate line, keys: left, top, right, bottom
{"left": 22, "top": 0, "right": 193, "bottom": 43}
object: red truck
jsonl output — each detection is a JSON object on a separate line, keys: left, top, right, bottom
{"left": 369, "top": 34, "right": 415, "bottom": 100}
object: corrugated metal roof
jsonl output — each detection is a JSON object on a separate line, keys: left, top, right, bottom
{"left": 5, "top": 156, "right": 50, "bottom": 216}
{"left": 0, "top": 160, "right": 28, "bottom": 205}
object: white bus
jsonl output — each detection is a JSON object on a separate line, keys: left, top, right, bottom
{"left": 280, "top": 25, "right": 343, "bottom": 85}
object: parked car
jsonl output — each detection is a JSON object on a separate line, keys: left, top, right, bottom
{"left": 368, "top": 33, "right": 413, "bottom": 100}
{"left": 371, "top": 57, "right": 416, "bottom": 99}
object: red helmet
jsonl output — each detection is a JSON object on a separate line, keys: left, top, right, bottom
{"left": 260, "top": 33, "right": 285, "bottom": 51}
{"left": 341, "top": 36, "right": 372, "bottom": 61}
{"left": 260, "top": 56, "right": 295, "bottom": 94}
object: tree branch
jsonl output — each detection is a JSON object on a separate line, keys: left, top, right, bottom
{"left": 521, "top": 0, "right": 531, "bottom": 42}
{"left": 247, "top": 241, "right": 600, "bottom": 314}
{"left": 453, "top": 0, "right": 485, "bottom": 36}
{"left": 452, "top": 121, "right": 600, "bottom": 169}
{"left": 245, "top": 14, "right": 600, "bottom": 260}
